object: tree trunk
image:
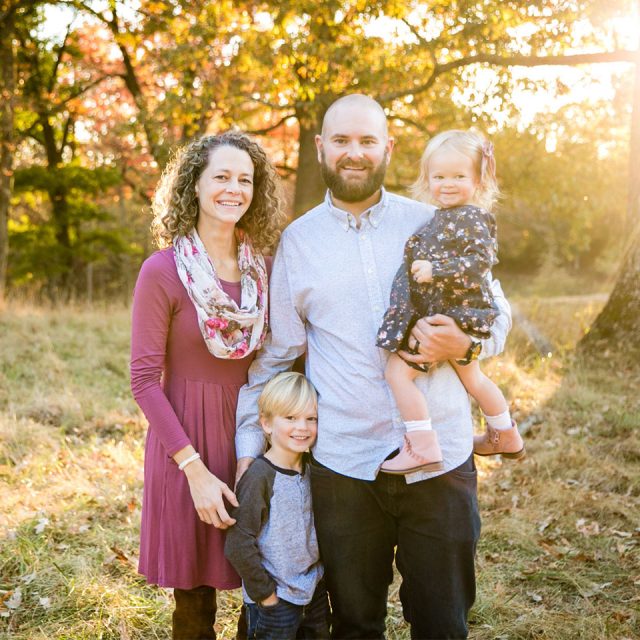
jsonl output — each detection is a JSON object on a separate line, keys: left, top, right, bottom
{"left": 293, "top": 116, "right": 326, "bottom": 216}
{"left": 0, "top": 15, "right": 15, "bottom": 301}
{"left": 581, "top": 45, "right": 640, "bottom": 354}
{"left": 49, "top": 182, "right": 73, "bottom": 296}
{"left": 627, "top": 49, "right": 640, "bottom": 231}
{"left": 579, "top": 228, "right": 640, "bottom": 355}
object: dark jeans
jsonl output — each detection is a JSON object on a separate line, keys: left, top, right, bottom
{"left": 245, "top": 582, "right": 330, "bottom": 640}
{"left": 173, "top": 586, "right": 248, "bottom": 640}
{"left": 310, "top": 456, "right": 481, "bottom": 640}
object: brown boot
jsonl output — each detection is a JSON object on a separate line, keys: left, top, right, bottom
{"left": 473, "top": 421, "right": 525, "bottom": 459}
{"left": 380, "top": 431, "right": 444, "bottom": 474}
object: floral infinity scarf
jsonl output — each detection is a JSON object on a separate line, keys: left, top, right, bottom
{"left": 173, "top": 229, "right": 268, "bottom": 359}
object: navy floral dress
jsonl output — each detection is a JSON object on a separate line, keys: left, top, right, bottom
{"left": 376, "top": 204, "right": 499, "bottom": 365}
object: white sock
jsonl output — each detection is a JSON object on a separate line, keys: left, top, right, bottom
{"left": 484, "top": 410, "right": 512, "bottom": 431}
{"left": 405, "top": 419, "right": 432, "bottom": 432}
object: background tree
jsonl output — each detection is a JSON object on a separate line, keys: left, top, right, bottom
{"left": 1, "top": 0, "right": 636, "bottom": 307}
{"left": 0, "top": 0, "right": 41, "bottom": 302}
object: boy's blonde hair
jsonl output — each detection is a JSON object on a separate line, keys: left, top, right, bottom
{"left": 411, "top": 129, "right": 500, "bottom": 211}
{"left": 258, "top": 372, "right": 318, "bottom": 421}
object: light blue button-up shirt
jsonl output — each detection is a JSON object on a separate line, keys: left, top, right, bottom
{"left": 236, "top": 189, "right": 511, "bottom": 483}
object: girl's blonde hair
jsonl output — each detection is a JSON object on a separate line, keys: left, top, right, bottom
{"left": 258, "top": 372, "right": 318, "bottom": 421}
{"left": 411, "top": 129, "right": 500, "bottom": 210}
{"left": 151, "top": 132, "right": 286, "bottom": 253}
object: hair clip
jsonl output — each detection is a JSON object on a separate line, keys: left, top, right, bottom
{"left": 481, "top": 142, "right": 494, "bottom": 158}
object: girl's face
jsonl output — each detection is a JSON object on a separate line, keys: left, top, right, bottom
{"left": 427, "top": 148, "right": 479, "bottom": 209}
{"left": 195, "top": 145, "right": 254, "bottom": 232}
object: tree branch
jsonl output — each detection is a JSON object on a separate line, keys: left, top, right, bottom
{"left": 244, "top": 113, "right": 296, "bottom": 135}
{"left": 49, "top": 21, "right": 75, "bottom": 94}
{"left": 246, "top": 96, "right": 296, "bottom": 111}
{"left": 387, "top": 115, "right": 430, "bottom": 132}
{"left": 61, "top": 115, "right": 73, "bottom": 151}
{"left": 380, "top": 50, "right": 639, "bottom": 102}
{"left": 51, "top": 75, "right": 110, "bottom": 113}
{"left": 274, "top": 163, "right": 296, "bottom": 176}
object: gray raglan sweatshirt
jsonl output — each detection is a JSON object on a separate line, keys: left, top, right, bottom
{"left": 224, "top": 455, "right": 323, "bottom": 605}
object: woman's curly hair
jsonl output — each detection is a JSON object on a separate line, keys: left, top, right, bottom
{"left": 151, "top": 132, "right": 286, "bottom": 253}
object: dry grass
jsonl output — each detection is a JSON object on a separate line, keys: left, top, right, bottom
{"left": 1, "top": 296, "right": 638, "bottom": 639}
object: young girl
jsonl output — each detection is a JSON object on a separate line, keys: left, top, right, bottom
{"left": 376, "top": 129, "right": 525, "bottom": 474}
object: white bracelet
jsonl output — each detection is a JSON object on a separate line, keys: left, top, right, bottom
{"left": 178, "top": 452, "right": 201, "bottom": 471}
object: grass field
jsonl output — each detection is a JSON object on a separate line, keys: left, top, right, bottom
{"left": 0, "top": 292, "right": 638, "bottom": 639}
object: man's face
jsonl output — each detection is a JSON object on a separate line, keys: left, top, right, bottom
{"left": 316, "top": 104, "right": 393, "bottom": 203}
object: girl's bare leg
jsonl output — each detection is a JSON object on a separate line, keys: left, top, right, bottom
{"left": 452, "top": 361, "right": 525, "bottom": 458}
{"left": 384, "top": 353, "right": 429, "bottom": 421}
{"left": 380, "top": 353, "right": 443, "bottom": 474}
{"left": 451, "top": 360, "right": 507, "bottom": 417}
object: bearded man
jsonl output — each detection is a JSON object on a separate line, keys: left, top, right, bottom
{"left": 235, "top": 94, "right": 511, "bottom": 639}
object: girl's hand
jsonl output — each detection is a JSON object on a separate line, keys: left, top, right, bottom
{"left": 411, "top": 260, "right": 433, "bottom": 283}
{"left": 183, "top": 460, "right": 238, "bottom": 529}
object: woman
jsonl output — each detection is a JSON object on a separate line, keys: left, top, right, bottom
{"left": 130, "top": 132, "right": 285, "bottom": 639}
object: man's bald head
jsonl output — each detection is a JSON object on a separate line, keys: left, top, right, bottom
{"left": 321, "top": 94, "right": 388, "bottom": 139}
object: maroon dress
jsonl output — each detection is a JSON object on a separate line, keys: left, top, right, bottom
{"left": 130, "top": 247, "right": 265, "bottom": 589}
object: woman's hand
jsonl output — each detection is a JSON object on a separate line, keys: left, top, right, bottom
{"left": 183, "top": 460, "right": 238, "bottom": 529}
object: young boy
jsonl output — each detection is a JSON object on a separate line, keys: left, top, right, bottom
{"left": 225, "top": 372, "right": 329, "bottom": 640}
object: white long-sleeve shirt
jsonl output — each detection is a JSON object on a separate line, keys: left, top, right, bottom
{"left": 236, "top": 189, "right": 511, "bottom": 483}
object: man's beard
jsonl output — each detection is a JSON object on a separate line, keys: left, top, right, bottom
{"left": 320, "top": 151, "right": 388, "bottom": 203}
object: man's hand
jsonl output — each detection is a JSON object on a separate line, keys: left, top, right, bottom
{"left": 235, "top": 456, "right": 255, "bottom": 489}
{"left": 411, "top": 259, "right": 433, "bottom": 284}
{"left": 398, "top": 314, "right": 471, "bottom": 366}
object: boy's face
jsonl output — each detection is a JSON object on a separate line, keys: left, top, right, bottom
{"left": 261, "top": 400, "right": 318, "bottom": 457}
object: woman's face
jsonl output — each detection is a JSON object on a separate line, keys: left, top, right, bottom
{"left": 195, "top": 145, "right": 255, "bottom": 231}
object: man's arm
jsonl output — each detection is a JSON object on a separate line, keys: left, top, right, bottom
{"left": 478, "top": 277, "right": 511, "bottom": 359}
{"left": 235, "top": 234, "right": 308, "bottom": 476}
{"left": 400, "top": 276, "right": 511, "bottom": 365}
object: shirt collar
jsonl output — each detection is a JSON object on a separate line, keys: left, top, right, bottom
{"left": 325, "top": 187, "right": 389, "bottom": 231}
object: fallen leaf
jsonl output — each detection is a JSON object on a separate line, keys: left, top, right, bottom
{"left": 612, "top": 610, "right": 631, "bottom": 623}
{"left": 109, "top": 545, "right": 130, "bottom": 564}
{"left": 576, "top": 519, "right": 600, "bottom": 536}
{"left": 581, "top": 582, "right": 612, "bottom": 598}
{"left": 34, "top": 518, "right": 49, "bottom": 534}
{"left": 538, "top": 517, "right": 553, "bottom": 533}
{"left": 6, "top": 588, "right": 22, "bottom": 610}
